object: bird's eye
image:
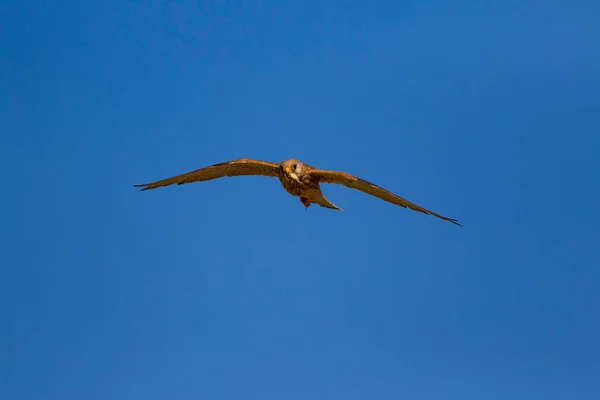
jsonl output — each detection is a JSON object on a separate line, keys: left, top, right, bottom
{"left": 291, "top": 164, "right": 296, "bottom": 170}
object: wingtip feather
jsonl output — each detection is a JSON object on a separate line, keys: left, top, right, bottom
{"left": 449, "top": 219, "right": 462, "bottom": 227}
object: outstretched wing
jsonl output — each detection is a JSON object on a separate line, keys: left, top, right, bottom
{"left": 310, "top": 168, "right": 461, "bottom": 226}
{"left": 134, "top": 158, "right": 279, "bottom": 191}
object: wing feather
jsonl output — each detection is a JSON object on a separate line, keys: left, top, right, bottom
{"left": 134, "top": 158, "right": 279, "bottom": 191}
{"left": 310, "top": 169, "right": 461, "bottom": 226}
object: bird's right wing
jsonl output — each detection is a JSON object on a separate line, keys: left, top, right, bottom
{"left": 134, "top": 158, "right": 279, "bottom": 191}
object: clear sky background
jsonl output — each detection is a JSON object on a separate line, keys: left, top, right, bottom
{"left": 1, "top": 1, "right": 599, "bottom": 399}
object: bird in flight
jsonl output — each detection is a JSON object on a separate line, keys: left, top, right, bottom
{"left": 134, "top": 158, "right": 461, "bottom": 226}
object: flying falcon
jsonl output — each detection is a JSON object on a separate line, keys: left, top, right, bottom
{"left": 134, "top": 158, "right": 461, "bottom": 226}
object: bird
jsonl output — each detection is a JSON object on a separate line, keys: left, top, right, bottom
{"left": 134, "top": 158, "right": 461, "bottom": 226}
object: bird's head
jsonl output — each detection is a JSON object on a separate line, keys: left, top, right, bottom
{"left": 280, "top": 159, "right": 304, "bottom": 183}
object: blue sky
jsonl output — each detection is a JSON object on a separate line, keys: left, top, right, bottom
{"left": 1, "top": 1, "right": 599, "bottom": 399}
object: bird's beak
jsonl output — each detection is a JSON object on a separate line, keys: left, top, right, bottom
{"left": 284, "top": 166, "right": 300, "bottom": 183}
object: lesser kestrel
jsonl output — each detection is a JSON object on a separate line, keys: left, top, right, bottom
{"left": 134, "top": 158, "right": 461, "bottom": 226}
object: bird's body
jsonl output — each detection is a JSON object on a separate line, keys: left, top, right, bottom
{"left": 134, "top": 157, "right": 461, "bottom": 226}
{"left": 277, "top": 159, "right": 341, "bottom": 210}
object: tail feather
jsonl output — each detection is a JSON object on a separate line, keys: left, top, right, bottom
{"left": 313, "top": 194, "right": 342, "bottom": 210}
{"left": 318, "top": 202, "right": 342, "bottom": 210}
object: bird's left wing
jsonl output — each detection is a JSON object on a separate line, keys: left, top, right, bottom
{"left": 134, "top": 158, "right": 279, "bottom": 191}
{"left": 310, "top": 168, "right": 461, "bottom": 226}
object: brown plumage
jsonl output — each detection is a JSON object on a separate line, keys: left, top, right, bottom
{"left": 134, "top": 158, "right": 461, "bottom": 226}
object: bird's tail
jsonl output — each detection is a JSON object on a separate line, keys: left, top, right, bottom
{"left": 313, "top": 193, "right": 342, "bottom": 211}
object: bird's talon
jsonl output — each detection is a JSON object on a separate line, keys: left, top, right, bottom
{"left": 299, "top": 196, "right": 311, "bottom": 209}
